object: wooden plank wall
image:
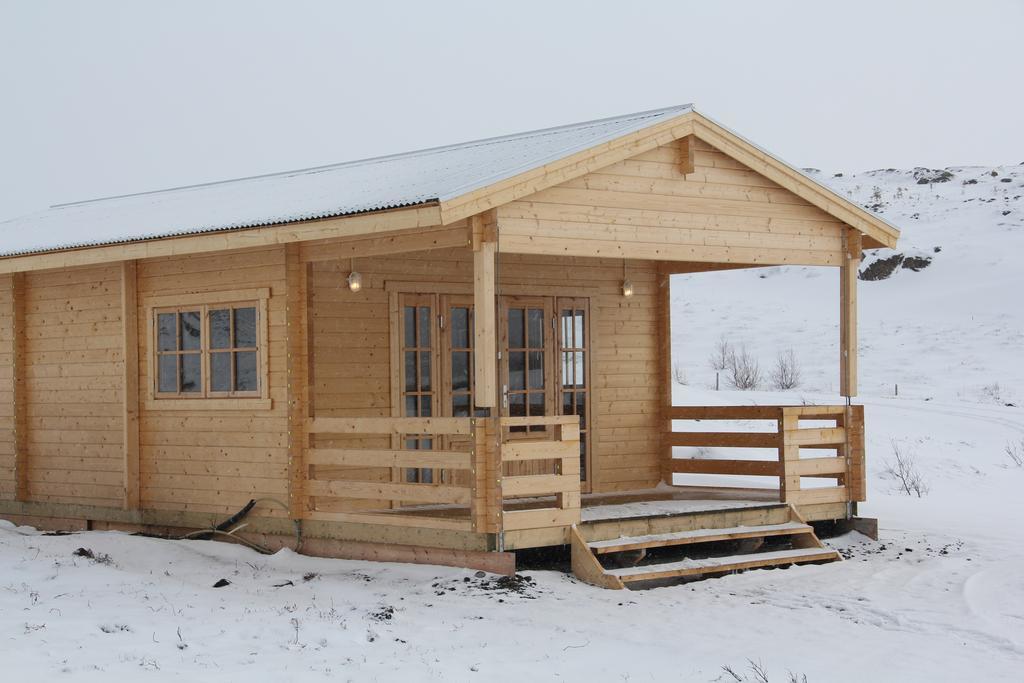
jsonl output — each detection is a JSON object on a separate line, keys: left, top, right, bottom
{"left": 310, "top": 249, "right": 662, "bottom": 498}
{"left": 498, "top": 137, "right": 847, "bottom": 266}
{"left": 135, "top": 246, "right": 289, "bottom": 516}
{"left": 21, "top": 264, "right": 124, "bottom": 507}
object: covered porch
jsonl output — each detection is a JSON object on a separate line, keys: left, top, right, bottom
{"left": 286, "top": 210, "right": 867, "bottom": 557}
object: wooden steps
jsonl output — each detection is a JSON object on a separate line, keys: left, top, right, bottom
{"left": 570, "top": 503, "right": 839, "bottom": 589}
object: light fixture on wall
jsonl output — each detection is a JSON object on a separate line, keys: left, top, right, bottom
{"left": 621, "top": 259, "right": 633, "bottom": 297}
{"left": 347, "top": 258, "right": 363, "bottom": 293}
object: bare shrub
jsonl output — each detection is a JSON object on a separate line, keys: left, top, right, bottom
{"left": 770, "top": 349, "right": 802, "bottom": 390}
{"left": 1005, "top": 439, "right": 1024, "bottom": 467}
{"left": 882, "top": 440, "right": 929, "bottom": 497}
{"left": 709, "top": 335, "right": 732, "bottom": 372}
{"left": 672, "top": 363, "right": 689, "bottom": 386}
{"left": 719, "top": 660, "right": 805, "bottom": 683}
{"left": 727, "top": 345, "right": 762, "bottom": 390}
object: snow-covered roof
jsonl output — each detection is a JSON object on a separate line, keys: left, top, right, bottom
{"left": 0, "top": 105, "right": 693, "bottom": 257}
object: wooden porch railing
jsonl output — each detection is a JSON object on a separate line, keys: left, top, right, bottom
{"left": 302, "top": 414, "right": 582, "bottom": 537}
{"left": 499, "top": 416, "right": 582, "bottom": 533}
{"left": 665, "top": 405, "right": 865, "bottom": 509}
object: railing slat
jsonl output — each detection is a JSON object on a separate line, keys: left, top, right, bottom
{"left": 668, "top": 406, "right": 783, "bottom": 420}
{"left": 666, "top": 431, "right": 779, "bottom": 449}
{"left": 670, "top": 458, "right": 781, "bottom": 476}
{"left": 307, "top": 480, "right": 471, "bottom": 505}
{"left": 307, "top": 416, "right": 473, "bottom": 435}
{"left": 503, "top": 440, "right": 577, "bottom": 462}
{"left": 502, "top": 473, "right": 579, "bottom": 497}
{"left": 307, "top": 448, "right": 471, "bottom": 470}
{"left": 784, "top": 427, "right": 846, "bottom": 446}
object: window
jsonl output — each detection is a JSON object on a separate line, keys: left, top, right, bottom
{"left": 442, "top": 296, "right": 490, "bottom": 419}
{"left": 147, "top": 289, "right": 269, "bottom": 408}
{"left": 558, "top": 299, "right": 590, "bottom": 482}
{"left": 399, "top": 294, "right": 435, "bottom": 484}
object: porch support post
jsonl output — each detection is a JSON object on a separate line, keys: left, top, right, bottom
{"left": 286, "top": 243, "right": 312, "bottom": 519}
{"left": 657, "top": 266, "right": 674, "bottom": 485}
{"left": 472, "top": 212, "right": 498, "bottom": 408}
{"left": 839, "top": 228, "right": 861, "bottom": 398}
{"left": 121, "top": 260, "right": 140, "bottom": 510}
{"left": 10, "top": 272, "right": 27, "bottom": 502}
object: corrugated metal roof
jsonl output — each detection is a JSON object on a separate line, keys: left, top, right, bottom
{"left": 0, "top": 105, "right": 693, "bottom": 257}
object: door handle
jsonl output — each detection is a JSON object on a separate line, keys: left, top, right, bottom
{"left": 502, "top": 384, "right": 509, "bottom": 409}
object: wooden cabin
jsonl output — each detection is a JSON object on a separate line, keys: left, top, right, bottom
{"left": 0, "top": 106, "right": 899, "bottom": 587}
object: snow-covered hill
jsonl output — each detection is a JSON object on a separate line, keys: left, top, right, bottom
{"left": 672, "top": 163, "right": 1024, "bottom": 404}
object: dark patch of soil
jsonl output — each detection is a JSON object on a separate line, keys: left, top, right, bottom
{"left": 73, "top": 547, "right": 112, "bottom": 565}
{"left": 369, "top": 606, "right": 395, "bottom": 621}
{"left": 212, "top": 578, "right": 231, "bottom": 588}
{"left": 859, "top": 254, "right": 904, "bottom": 281}
{"left": 913, "top": 168, "right": 954, "bottom": 184}
{"left": 901, "top": 255, "right": 933, "bottom": 272}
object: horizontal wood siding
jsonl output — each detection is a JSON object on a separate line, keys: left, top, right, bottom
{"left": 311, "top": 249, "right": 661, "bottom": 498}
{"left": 137, "top": 246, "right": 289, "bottom": 516}
{"left": 498, "top": 138, "right": 846, "bottom": 266}
{"left": 22, "top": 265, "right": 123, "bottom": 507}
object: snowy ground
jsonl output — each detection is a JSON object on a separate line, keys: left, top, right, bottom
{"left": 2, "top": 165, "right": 1023, "bottom": 681}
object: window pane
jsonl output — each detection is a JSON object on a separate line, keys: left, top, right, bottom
{"left": 580, "top": 433, "right": 587, "bottom": 480}
{"left": 179, "top": 311, "right": 201, "bottom": 351}
{"left": 452, "top": 393, "right": 470, "bottom": 417}
{"left": 528, "top": 391, "right": 546, "bottom": 431}
{"left": 576, "top": 392, "right": 587, "bottom": 428}
{"left": 158, "top": 355, "right": 177, "bottom": 392}
{"left": 420, "top": 468, "right": 433, "bottom": 484}
{"left": 417, "top": 306, "right": 431, "bottom": 348}
{"left": 561, "top": 311, "right": 572, "bottom": 347}
{"left": 451, "top": 307, "right": 469, "bottom": 349}
{"left": 210, "top": 352, "right": 231, "bottom": 392}
{"left": 528, "top": 351, "right": 545, "bottom": 390}
{"left": 574, "top": 352, "right": 586, "bottom": 388}
{"left": 210, "top": 309, "right": 231, "bottom": 349}
{"left": 420, "top": 395, "right": 432, "bottom": 417}
{"left": 157, "top": 314, "right": 177, "bottom": 352}
{"left": 508, "top": 392, "right": 525, "bottom": 417}
{"left": 235, "top": 351, "right": 257, "bottom": 391}
{"left": 528, "top": 391, "right": 546, "bottom": 417}
{"left": 403, "top": 306, "right": 416, "bottom": 347}
{"left": 405, "top": 395, "right": 418, "bottom": 416}
{"left": 575, "top": 310, "right": 585, "bottom": 348}
{"left": 561, "top": 351, "right": 572, "bottom": 388}
{"left": 508, "top": 309, "right": 524, "bottom": 348}
{"left": 404, "top": 351, "right": 417, "bottom": 392}
{"left": 180, "top": 353, "right": 201, "bottom": 393}
{"left": 563, "top": 391, "right": 574, "bottom": 416}
{"left": 527, "top": 308, "right": 544, "bottom": 348}
{"left": 405, "top": 467, "right": 419, "bottom": 482}
{"left": 234, "top": 307, "right": 257, "bottom": 348}
{"left": 509, "top": 351, "right": 526, "bottom": 390}
{"left": 419, "top": 351, "right": 432, "bottom": 391}
{"left": 451, "top": 351, "right": 469, "bottom": 392}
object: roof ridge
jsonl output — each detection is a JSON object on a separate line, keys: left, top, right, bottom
{"left": 51, "top": 104, "right": 692, "bottom": 210}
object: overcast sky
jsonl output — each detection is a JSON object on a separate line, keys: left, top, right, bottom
{"left": 1, "top": 0, "right": 1021, "bottom": 222}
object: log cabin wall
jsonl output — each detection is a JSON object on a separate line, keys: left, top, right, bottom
{"left": 18, "top": 265, "right": 124, "bottom": 507}
{"left": 135, "top": 246, "right": 290, "bottom": 518}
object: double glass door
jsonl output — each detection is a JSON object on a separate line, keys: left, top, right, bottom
{"left": 500, "top": 296, "right": 590, "bottom": 486}
{"left": 397, "top": 293, "right": 591, "bottom": 487}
